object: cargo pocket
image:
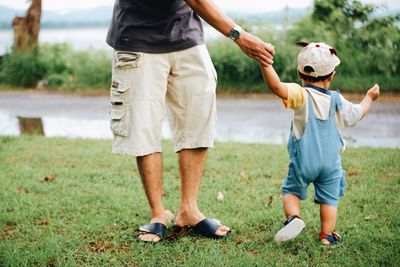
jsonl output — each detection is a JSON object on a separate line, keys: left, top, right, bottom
{"left": 109, "top": 78, "right": 131, "bottom": 137}
{"left": 114, "top": 51, "right": 142, "bottom": 69}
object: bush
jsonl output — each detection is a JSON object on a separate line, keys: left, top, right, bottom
{"left": 207, "top": 3, "right": 400, "bottom": 93}
{"left": 0, "top": 49, "right": 48, "bottom": 87}
{"left": 0, "top": 43, "right": 111, "bottom": 90}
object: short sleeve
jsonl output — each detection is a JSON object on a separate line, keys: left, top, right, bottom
{"left": 282, "top": 83, "right": 306, "bottom": 109}
{"left": 339, "top": 94, "right": 363, "bottom": 127}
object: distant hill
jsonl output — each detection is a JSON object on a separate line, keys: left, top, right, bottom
{"left": 229, "top": 7, "right": 309, "bottom": 23}
{"left": 0, "top": 5, "right": 26, "bottom": 28}
{"left": 0, "top": 5, "right": 310, "bottom": 30}
{"left": 0, "top": 4, "right": 398, "bottom": 30}
{"left": 0, "top": 5, "right": 113, "bottom": 29}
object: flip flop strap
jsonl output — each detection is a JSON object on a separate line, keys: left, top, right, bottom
{"left": 193, "top": 218, "right": 220, "bottom": 237}
{"left": 139, "top": 223, "right": 166, "bottom": 238}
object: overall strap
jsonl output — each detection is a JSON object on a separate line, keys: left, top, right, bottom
{"left": 329, "top": 91, "right": 342, "bottom": 118}
{"left": 305, "top": 89, "right": 315, "bottom": 117}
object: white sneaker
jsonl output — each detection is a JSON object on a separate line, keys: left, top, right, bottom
{"left": 274, "top": 215, "right": 305, "bottom": 242}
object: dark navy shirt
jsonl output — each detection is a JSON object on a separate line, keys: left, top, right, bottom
{"left": 106, "top": 0, "right": 204, "bottom": 53}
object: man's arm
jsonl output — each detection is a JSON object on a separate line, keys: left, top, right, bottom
{"left": 185, "top": 0, "right": 275, "bottom": 66}
{"left": 260, "top": 64, "right": 288, "bottom": 100}
{"left": 359, "top": 84, "right": 380, "bottom": 118}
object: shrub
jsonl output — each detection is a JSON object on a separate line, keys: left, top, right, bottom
{"left": 0, "top": 43, "right": 111, "bottom": 90}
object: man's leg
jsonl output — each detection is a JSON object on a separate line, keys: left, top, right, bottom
{"left": 320, "top": 204, "right": 337, "bottom": 234}
{"left": 137, "top": 152, "right": 166, "bottom": 242}
{"left": 175, "top": 148, "right": 230, "bottom": 236}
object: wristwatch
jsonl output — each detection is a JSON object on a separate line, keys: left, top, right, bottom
{"left": 228, "top": 25, "right": 243, "bottom": 41}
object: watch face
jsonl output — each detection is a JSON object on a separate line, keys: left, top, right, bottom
{"left": 231, "top": 30, "right": 240, "bottom": 40}
{"left": 229, "top": 26, "right": 242, "bottom": 41}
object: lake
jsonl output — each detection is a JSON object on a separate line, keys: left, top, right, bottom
{"left": 1, "top": 91, "right": 399, "bottom": 148}
{"left": 0, "top": 26, "right": 221, "bottom": 54}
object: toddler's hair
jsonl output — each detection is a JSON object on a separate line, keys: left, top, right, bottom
{"left": 298, "top": 65, "right": 334, "bottom": 82}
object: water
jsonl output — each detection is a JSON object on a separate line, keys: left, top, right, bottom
{"left": 1, "top": 92, "right": 399, "bottom": 148}
{"left": 0, "top": 26, "right": 221, "bottom": 54}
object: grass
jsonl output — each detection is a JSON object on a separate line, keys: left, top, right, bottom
{"left": 0, "top": 135, "right": 399, "bottom": 266}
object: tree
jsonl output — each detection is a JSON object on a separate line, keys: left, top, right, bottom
{"left": 286, "top": 0, "right": 400, "bottom": 78}
{"left": 12, "top": 0, "right": 42, "bottom": 51}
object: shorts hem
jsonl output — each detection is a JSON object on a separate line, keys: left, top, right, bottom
{"left": 282, "top": 191, "right": 306, "bottom": 201}
{"left": 112, "top": 147, "right": 162, "bottom": 157}
{"left": 314, "top": 199, "right": 339, "bottom": 208}
{"left": 175, "top": 141, "right": 214, "bottom": 153}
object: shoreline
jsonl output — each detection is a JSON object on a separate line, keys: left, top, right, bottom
{"left": 1, "top": 88, "right": 400, "bottom": 102}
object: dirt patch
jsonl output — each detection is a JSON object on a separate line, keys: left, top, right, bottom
{"left": 2, "top": 222, "right": 17, "bottom": 240}
{"left": 87, "top": 239, "right": 130, "bottom": 254}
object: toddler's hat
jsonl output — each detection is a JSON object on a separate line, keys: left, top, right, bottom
{"left": 297, "top": 41, "right": 340, "bottom": 78}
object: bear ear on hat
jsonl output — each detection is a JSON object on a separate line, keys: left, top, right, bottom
{"left": 296, "top": 41, "right": 309, "bottom": 47}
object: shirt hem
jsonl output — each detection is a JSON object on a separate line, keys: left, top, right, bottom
{"left": 106, "top": 39, "right": 205, "bottom": 54}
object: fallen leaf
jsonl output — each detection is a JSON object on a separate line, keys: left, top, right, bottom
{"left": 18, "top": 187, "right": 27, "bottom": 193}
{"left": 268, "top": 196, "right": 273, "bottom": 206}
{"left": 41, "top": 175, "right": 56, "bottom": 183}
{"left": 217, "top": 191, "right": 224, "bottom": 202}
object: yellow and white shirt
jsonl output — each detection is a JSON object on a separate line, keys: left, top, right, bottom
{"left": 283, "top": 83, "right": 363, "bottom": 140}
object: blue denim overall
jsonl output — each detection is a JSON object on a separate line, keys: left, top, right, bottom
{"left": 282, "top": 88, "right": 345, "bottom": 207}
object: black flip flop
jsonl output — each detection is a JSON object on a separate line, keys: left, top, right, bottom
{"left": 190, "top": 218, "right": 231, "bottom": 239}
{"left": 138, "top": 223, "right": 167, "bottom": 242}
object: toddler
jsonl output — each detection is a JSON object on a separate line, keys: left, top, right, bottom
{"left": 260, "top": 41, "right": 380, "bottom": 245}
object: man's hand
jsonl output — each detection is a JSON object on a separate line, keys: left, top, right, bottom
{"left": 367, "top": 84, "right": 380, "bottom": 101}
{"left": 235, "top": 32, "right": 275, "bottom": 67}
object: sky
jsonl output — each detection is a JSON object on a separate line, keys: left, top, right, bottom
{"left": 1, "top": 0, "right": 399, "bottom": 14}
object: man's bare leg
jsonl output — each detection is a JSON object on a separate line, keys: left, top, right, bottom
{"left": 175, "top": 148, "right": 230, "bottom": 236}
{"left": 137, "top": 152, "right": 167, "bottom": 242}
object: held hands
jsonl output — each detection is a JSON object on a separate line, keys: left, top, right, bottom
{"left": 235, "top": 31, "right": 275, "bottom": 67}
{"left": 367, "top": 84, "right": 380, "bottom": 101}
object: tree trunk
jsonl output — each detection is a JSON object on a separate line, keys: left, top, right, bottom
{"left": 12, "top": 0, "right": 42, "bottom": 52}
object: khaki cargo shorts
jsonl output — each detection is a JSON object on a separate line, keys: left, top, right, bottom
{"left": 109, "top": 44, "right": 217, "bottom": 157}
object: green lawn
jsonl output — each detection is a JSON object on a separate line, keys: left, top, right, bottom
{"left": 0, "top": 136, "right": 399, "bottom": 266}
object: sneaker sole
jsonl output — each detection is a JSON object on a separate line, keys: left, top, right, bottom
{"left": 274, "top": 218, "right": 305, "bottom": 242}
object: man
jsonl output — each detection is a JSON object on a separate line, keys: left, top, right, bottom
{"left": 106, "top": 0, "right": 275, "bottom": 242}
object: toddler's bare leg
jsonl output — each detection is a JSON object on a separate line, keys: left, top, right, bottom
{"left": 283, "top": 194, "right": 301, "bottom": 218}
{"left": 320, "top": 204, "right": 337, "bottom": 234}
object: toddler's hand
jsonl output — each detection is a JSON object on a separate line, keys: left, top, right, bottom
{"left": 367, "top": 84, "right": 380, "bottom": 101}
{"left": 265, "top": 42, "right": 275, "bottom": 55}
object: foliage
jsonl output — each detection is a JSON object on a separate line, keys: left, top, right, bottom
{"left": 0, "top": 43, "right": 111, "bottom": 90}
{"left": 275, "top": 0, "right": 400, "bottom": 90}
{"left": 0, "top": 49, "right": 48, "bottom": 87}
{"left": 0, "top": 136, "right": 399, "bottom": 266}
{"left": 210, "top": 0, "right": 400, "bottom": 92}
{"left": 0, "top": 0, "right": 399, "bottom": 92}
